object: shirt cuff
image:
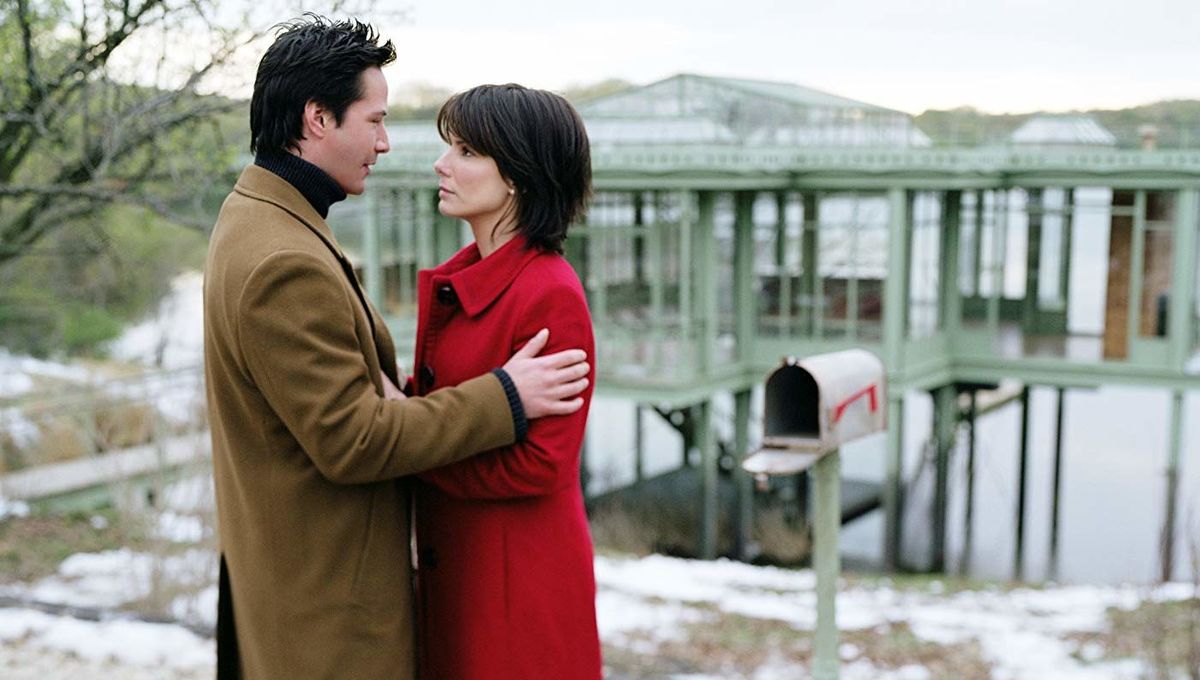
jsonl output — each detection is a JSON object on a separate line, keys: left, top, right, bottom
{"left": 491, "top": 368, "right": 529, "bottom": 443}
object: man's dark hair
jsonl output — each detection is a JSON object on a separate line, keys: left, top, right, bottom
{"left": 437, "top": 84, "right": 592, "bottom": 254}
{"left": 250, "top": 14, "right": 395, "bottom": 155}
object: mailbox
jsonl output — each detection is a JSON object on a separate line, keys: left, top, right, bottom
{"left": 743, "top": 348, "right": 886, "bottom": 478}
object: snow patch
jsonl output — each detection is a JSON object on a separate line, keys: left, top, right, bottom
{"left": 0, "top": 607, "right": 212, "bottom": 670}
{"left": 108, "top": 271, "right": 204, "bottom": 370}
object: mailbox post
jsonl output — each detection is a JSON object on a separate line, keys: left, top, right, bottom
{"left": 742, "top": 349, "right": 886, "bottom": 680}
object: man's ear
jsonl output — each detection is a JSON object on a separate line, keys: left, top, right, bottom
{"left": 302, "top": 99, "right": 331, "bottom": 140}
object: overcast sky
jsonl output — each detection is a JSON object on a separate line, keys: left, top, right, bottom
{"left": 368, "top": 0, "right": 1200, "bottom": 114}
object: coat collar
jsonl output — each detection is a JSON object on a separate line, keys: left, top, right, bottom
{"left": 233, "top": 165, "right": 341, "bottom": 252}
{"left": 431, "top": 234, "right": 542, "bottom": 317}
{"left": 232, "top": 165, "right": 395, "bottom": 381}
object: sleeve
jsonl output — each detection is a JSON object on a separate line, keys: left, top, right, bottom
{"left": 417, "top": 282, "right": 595, "bottom": 500}
{"left": 237, "top": 249, "right": 516, "bottom": 485}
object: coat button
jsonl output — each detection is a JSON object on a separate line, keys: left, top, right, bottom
{"left": 420, "top": 365, "right": 435, "bottom": 390}
{"left": 436, "top": 285, "right": 458, "bottom": 306}
{"left": 420, "top": 547, "right": 439, "bottom": 569}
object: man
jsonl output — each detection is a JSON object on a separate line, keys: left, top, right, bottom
{"left": 203, "top": 15, "right": 590, "bottom": 679}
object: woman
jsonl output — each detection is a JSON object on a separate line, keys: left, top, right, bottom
{"left": 410, "top": 84, "right": 601, "bottom": 679}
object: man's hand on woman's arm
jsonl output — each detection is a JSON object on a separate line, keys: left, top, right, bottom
{"left": 502, "top": 328, "right": 589, "bottom": 418}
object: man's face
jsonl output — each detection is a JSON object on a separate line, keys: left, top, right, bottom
{"left": 317, "top": 66, "right": 390, "bottom": 195}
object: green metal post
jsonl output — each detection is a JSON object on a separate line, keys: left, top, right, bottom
{"left": 931, "top": 384, "right": 956, "bottom": 572}
{"left": 776, "top": 192, "right": 793, "bottom": 335}
{"left": 414, "top": 189, "right": 433, "bottom": 268}
{"left": 882, "top": 187, "right": 911, "bottom": 570}
{"left": 1126, "top": 191, "right": 1147, "bottom": 346}
{"left": 803, "top": 193, "right": 820, "bottom": 337}
{"left": 634, "top": 404, "right": 644, "bottom": 483}
{"left": 633, "top": 191, "right": 646, "bottom": 284}
{"left": 1049, "top": 387, "right": 1066, "bottom": 580}
{"left": 1059, "top": 189, "right": 1075, "bottom": 317}
{"left": 649, "top": 192, "right": 666, "bottom": 370}
{"left": 987, "top": 190, "right": 1006, "bottom": 333}
{"left": 972, "top": 190, "right": 985, "bottom": 297}
{"left": 847, "top": 194, "right": 860, "bottom": 340}
{"left": 941, "top": 191, "right": 963, "bottom": 335}
{"left": 1168, "top": 190, "right": 1199, "bottom": 367}
{"left": 883, "top": 392, "right": 906, "bottom": 571}
{"left": 698, "top": 398, "right": 718, "bottom": 560}
{"left": 960, "top": 390, "right": 978, "bottom": 577}
{"left": 394, "top": 190, "right": 412, "bottom": 305}
{"left": 364, "top": 188, "right": 384, "bottom": 306}
{"left": 883, "top": 188, "right": 911, "bottom": 370}
{"left": 1162, "top": 389, "right": 1184, "bottom": 582}
{"left": 812, "top": 449, "right": 841, "bottom": 680}
{"left": 588, "top": 216, "right": 608, "bottom": 330}
{"left": 1014, "top": 385, "right": 1031, "bottom": 582}
{"left": 735, "top": 191, "right": 756, "bottom": 362}
{"left": 734, "top": 388, "right": 753, "bottom": 561}
{"left": 1023, "top": 188, "right": 1043, "bottom": 333}
{"left": 680, "top": 191, "right": 694, "bottom": 335}
{"left": 696, "top": 191, "right": 718, "bottom": 375}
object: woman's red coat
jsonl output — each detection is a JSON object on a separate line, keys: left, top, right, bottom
{"left": 412, "top": 235, "right": 602, "bottom": 679}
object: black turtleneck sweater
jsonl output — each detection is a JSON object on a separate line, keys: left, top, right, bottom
{"left": 254, "top": 152, "right": 346, "bottom": 219}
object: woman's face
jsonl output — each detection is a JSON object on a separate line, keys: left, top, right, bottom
{"left": 433, "top": 134, "right": 513, "bottom": 228}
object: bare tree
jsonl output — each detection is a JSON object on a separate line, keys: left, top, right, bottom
{"left": 0, "top": 0, "right": 393, "bottom": 267}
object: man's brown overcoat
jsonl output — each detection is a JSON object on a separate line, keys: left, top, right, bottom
{"left": 203, "top": 165, "right": 515, "bottom": 679}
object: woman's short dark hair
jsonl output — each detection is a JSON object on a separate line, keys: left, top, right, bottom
{"left": 437, "top": 84, "right": 592, "bottom": 254}
{"left": 250, "top": 14, "right": 395, "bottom": 155}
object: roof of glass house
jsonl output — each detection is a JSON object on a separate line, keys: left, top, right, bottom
{"left": 576, "top": 73, "right": 903, "bottom": 117}
{"left": 386, "top": 72, "right": 931, "bottom": 150}
{"left": 1009, "top": 115, "right": 1117, "bottom": 147}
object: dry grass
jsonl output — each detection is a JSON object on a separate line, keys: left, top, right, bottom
{"left": 1069, "top": 596, "right": 1200, "bottom": 679}
{"left": 845, "top": 621, "right": 993, "bottom": 679}
{"left": 0, "top": 431, "right": 23, "bottom": 474}
{"left": 588, "top": 501, "right": 658, "bottom": 556}
{"left": 29, "top": 417, "right": 90, "bottom": 464}
{"left": 93, "top": 402, "right": 156, "bottom": 450}
{"left": 602, "top": 611, "right": 994, "bottom": 679}
{"left": 0, "top": 510, "right": 146, "bottom": 583}
{"left": 5, "top": 398, "right": 167, "bottom": 469}
{"left": 752, "top": 507, "right": 809, "bottom": 563}
{"left": 589, "top": 501, "right": 810, "bottom": 564}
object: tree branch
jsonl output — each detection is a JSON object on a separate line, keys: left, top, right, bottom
{"left": 16, "top": 0, "right": 42, "bottom": 101}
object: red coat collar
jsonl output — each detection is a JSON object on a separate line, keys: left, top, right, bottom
{"left": 427, "top": 234, "right": 542, "bottom": 317}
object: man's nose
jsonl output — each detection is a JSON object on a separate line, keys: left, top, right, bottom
{"left": 376, "top": 126, "right": 390, "bottom": 153}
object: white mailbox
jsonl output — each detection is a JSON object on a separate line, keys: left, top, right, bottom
{"left": 743, "top": 349, "right": 887, "bottom": 479}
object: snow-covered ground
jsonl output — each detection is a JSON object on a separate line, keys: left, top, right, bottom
{"left": 0, "top": 533, "right": 1190, "bottom": 678}
{"left": 4, "top": 472, "right": 1187, "bottom": 677}
{"left": 108, "top": 270, "right": 205, "bottom": 371}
